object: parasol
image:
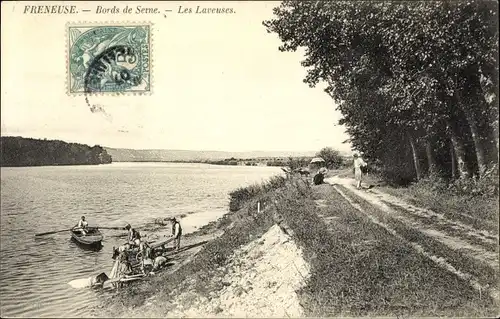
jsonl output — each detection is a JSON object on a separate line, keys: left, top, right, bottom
{"left": 310, "top": 157, "right": 325, "bottom": 164}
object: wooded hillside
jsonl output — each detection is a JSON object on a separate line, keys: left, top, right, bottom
{"left": 1, "top": 136, "right": 112, "bottom": 167}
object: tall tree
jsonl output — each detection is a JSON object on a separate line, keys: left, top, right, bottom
{"left": 264, "top": 0, "right": 498, "bottom": 182}
{"left": 316, "top": 147, "right": 343, "bottom": 169}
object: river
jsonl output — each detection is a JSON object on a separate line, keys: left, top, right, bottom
{"left": 0, "top": 162, "right": 282, "bottom": 318}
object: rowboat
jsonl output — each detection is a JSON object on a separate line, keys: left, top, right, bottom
{"left": 70, "top": 227, "right": 103, "bottom": 246}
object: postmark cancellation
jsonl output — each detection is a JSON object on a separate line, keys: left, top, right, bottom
{"left": 66, "top": 23, "right": 152, "bottom": 95}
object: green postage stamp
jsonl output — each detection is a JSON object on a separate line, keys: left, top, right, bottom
{"left": 67, "top": 23, "right": 151, "bottom": 95}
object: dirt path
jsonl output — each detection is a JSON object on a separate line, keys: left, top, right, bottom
{"left": 323, "top": 176, "right": 499, "bottom": 301}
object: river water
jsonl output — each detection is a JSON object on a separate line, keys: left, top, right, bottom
{"left": 0, "top": 162, "right": 282, "bottom": 318}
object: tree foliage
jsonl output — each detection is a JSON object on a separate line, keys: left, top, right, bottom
{"left": 1, "top": 136, "right": 112, "bottom": 167}
{"left": 264, "top": 0, "right": 498, "bottom": 183}
{"left": 316, "top": 147, "right": 344, "bottom": 169}
{"left": 287, "top": 156, "right": 311, "bottom": 170}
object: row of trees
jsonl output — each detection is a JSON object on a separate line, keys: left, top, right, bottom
{"left": 205, "top": 157, "right": 239, "bottom": 166}
{"left": 1, "top": 136, "right": 112, "bottom": 167}
{"left": 264, "top": 1, "right": 498, "bottom": 183}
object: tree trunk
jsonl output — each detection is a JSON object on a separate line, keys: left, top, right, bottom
{"left": 449, "top": 86, "right": 473, "bottom": 179}
{"left": 464, "top": 110, "right": 488, "bottom": 177}
{"left": 485, "top": 103, "right": 499, "bottom": 165}
{"left": 450, "top": 143, "right": 457, "bottom": 180}
{"left": 425, "top": 138, "right": 437, "bottom": 176}
{"left": 408, "top": 132, "right": 422, "bottom": 181}
{"left": 488, "top": 122, "right": 499, "bottom": 164}
{"left": 479, "top": 68, "right": 499, "bottom": 163}
{"left": 450, "top": 128, "right": 470, "bottom": 179}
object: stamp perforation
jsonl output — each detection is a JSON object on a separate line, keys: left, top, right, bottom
{"left": 65, "top": 21, "right": 154, "bottom": 97}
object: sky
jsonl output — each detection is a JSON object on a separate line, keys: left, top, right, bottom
{"left": 1, "top": 1, "right": 351, "bottom": 153}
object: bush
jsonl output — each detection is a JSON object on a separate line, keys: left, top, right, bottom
{"left": 316, "top": 147, "right": 344, "bottom": 169}
{"left": 266, "top": 160, "right": 285, "bottom": 167}
{"left": 228, "top": 175, "right": 287, "bottom": 212}
{"left": 287, "top": 157, "right": 311, "bottom": 170}
{"left": 379, "top": 164, "right": 416, "bottom": 186}
{"left": 381, "top": 168, "right": 500, "bottom": 228}
{"left": 448, "top": 164, "right": 499, "bottom": 197}
{"left": 408, "top": 164, "right": 499, "bottom": 198}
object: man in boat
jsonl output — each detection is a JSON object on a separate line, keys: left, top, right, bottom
{"left": 170, "top": 217, "right": 182, "bottom": 252}
{"left": 74, "top": 216, "right": 89, "bottom": 235}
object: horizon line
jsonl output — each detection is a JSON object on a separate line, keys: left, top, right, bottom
{"left": 1, "top": 135, "right": 352, "bottom": 155}
{"left": 105, "top": 146, "right": 320, "bottom": 154}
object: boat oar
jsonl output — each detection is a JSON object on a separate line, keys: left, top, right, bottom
{"left": 97, "top": 226, "right": 125, "bottom": 230}
{"left": 35, "top": 228, "right": 73, "bottom": 236}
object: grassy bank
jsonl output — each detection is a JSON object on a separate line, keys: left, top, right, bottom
{"left": 94, "top": 174, "right": 498, "bottom": 317}
{"left": 228, "top": 175, "right": 286, "bottom": 212}
{"left": 278, "top": 182, "right": 497, "bottom": 317}
{"left": 330, "top": 167, "right": 499, "bottom": 233}
{"left": 379, "top": 176, "right": 499, "bottom": 234}
{"left": 338, "top": 185, "right": 498, "bottom": 290}
{"left": 93, "top": 176, "right": 286, "bottom": 317}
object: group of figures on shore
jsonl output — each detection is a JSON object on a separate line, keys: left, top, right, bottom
{"left": 310, "top": 153, "right": 368, "bottom": 188}
{"left": 72, "top": 215, "right": 183, "bottom": 287}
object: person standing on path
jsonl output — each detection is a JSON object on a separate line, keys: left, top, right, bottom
{"left": 170, "top": 217, "right": 182, "bottom": 252}
{"left": 353, "top": 153, "right": 367, "bottom": 189}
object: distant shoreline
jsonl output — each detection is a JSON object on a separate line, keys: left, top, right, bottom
{"left": 1, "top": 136, "right": 112, "bottom": 167}
{"left": 0, "top": 161, "right": 281, "bottom": 168}
{"left": 1, "top": 162, "right": 113, "bottom": 168}
{"left": 111, "top": 160, "right": 285, "bottom": 167}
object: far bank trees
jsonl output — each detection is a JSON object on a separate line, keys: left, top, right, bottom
{"left": 1, "top": 136, "right": 112, "bottom": 167}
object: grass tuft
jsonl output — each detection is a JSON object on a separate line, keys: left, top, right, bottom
{"left": 228, "top": 175, "right": 286, "bottom": 212}
{"left": 381, "top": 176, "right": 499, "bottom": 233}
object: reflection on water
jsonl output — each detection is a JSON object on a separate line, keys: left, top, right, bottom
{"left": 70, "top": 238, "right": 103, "bottom": 252}
{"left": 0, "top": 162, "right": 282, "bottom": 317}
